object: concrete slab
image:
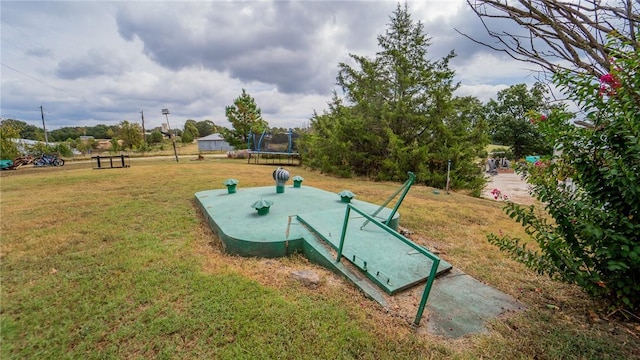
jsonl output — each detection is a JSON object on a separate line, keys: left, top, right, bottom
{"left": 425, "top": 268, "right": 525, "bottom": 338}
{"left": 483, "top": 173, "right": 534, "bottom": 205}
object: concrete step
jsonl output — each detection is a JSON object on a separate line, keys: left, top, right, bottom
{"left": 292, "top": 218, "right": 390, "bottom": 307}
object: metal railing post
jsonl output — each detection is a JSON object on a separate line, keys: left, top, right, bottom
{"left": 339, "top": 203, "right": 441, "bottom": 326}
{"left": 413, "top": 257, "right": 440, "bottom": 326}
{"left": 336, "top": 204, "right": 352, "bottom": 262}
{"left": 361, "top": 172, "right": 415, "bottom": 230}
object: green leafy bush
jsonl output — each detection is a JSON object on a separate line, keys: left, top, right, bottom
{"left": 487, "top": 33, "right": 640, "bottom": 310}
{"left": 0, "top": 122, "right": 21, "bottom": 160}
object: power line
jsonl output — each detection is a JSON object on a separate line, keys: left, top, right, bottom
{"left": 1, "top": 62, "right": 103, "bottom": 107}
{"left": 1, "top": 36, "right": 60, "bottom": 71}
{"left": 2, "top": 62, "right": 73, "bottom": 97}
{"left": 1, "top": 17, "right": 50, "bottom": 52}
{"left": 0, "top": 37, "right": 28, "bottom": 53}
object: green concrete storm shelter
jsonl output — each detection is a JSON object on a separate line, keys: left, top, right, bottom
{"left": 195, "top": 178, "right": 525, "bottom": 335}
{"left": 195, "top": 182, "right": 451, "bottom": 297}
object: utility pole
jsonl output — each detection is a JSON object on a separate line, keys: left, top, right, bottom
{"left": 39, "top": 105, "right": 49, "bottom": 144}
{"left": 140, "top": 110, "right": 146, "bottom": 148}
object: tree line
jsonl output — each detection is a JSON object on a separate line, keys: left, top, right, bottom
{"left": 0, "top": 119, "right": 220, "bottom": 143}
{"left": 0, "top": 115, "right": 309, "bottom": 157}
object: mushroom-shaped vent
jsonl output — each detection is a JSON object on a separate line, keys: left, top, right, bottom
{"left": 223, "top": 179, "right": 239, "bottom": 194}
{"left": 338, "top": 190, "right": 355, "bottom": 203}
{"left": 251, "top": 199, "right": 274, "bottom": 215}
{"left": 292, "top": 175, "right": 304, "bottom": 188}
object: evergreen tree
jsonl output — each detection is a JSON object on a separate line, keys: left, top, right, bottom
{"left": 223, "top": 89, "right": 268, "bottom": 149}
{"left": 301, "top": 3, "right": 489, "bottom": 191}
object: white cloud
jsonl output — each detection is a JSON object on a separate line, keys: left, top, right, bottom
{"left": 455, "top": 84, "right": 509, "bottom": 103}
{"left": 411, "top": 0, "right": 465, "bottom": 22}
{"left": 453, "top": 52, "right": 541, "bottom": 86}
{"left": 1, "top": 0, "right": 545, "bottom": 131}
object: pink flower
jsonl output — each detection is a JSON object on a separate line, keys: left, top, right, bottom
{"left": 598, "top": 85, "right": 609, "bottom": 97}
{"left": 598, "top": 73, "right": 621, "bottom": 97}
{"left": 600, "top": 73, "right": 615, "bottom": 84}
{"left": 490, "top": 188, "right": 509, "bottom": 201}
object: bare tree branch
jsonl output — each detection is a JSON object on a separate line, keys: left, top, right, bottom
{"left": 458, "top": 0, "right": 640, "bottom": 77}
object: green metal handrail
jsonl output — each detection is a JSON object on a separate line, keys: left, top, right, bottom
{"left": 337, "top": 203, "right": 440, "bottom": 326}
{"left": 360, "top": 171, "right": 416, "bottom": 230}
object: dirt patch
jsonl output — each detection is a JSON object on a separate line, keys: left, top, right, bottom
{"left": 483, "top": 173, "right": 535, "bottom": 205}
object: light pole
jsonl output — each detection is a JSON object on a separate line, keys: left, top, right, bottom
{"left": 162, "top": 108, "right": 179, "bottom": 162}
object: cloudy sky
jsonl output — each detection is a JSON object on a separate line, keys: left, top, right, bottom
{"left": 1, "top": 1, "right": 538, "bottom": 132}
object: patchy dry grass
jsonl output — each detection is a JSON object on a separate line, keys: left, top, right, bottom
{"left": 1, "top": 159, "right": 638, "bottom": 359}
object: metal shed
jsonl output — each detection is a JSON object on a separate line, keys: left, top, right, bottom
{"left": 196, "top": 134, "right": 234, "bottom": 152}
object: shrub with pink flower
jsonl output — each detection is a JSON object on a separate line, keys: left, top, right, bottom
{"left": 488, "top": 32, "right": 640, "bottom": 310}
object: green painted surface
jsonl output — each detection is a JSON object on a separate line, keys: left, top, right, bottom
{"left": 293, "top": 219, "right": 390, "bottom": 307}
{"left": 194, "top": 185, "right": 399, "bottom": 258}
{"left": 298, "top": 208, "right": 451, "bottom": 294}
{"left": 426, "top": 268, "right": 525, "bottom": 338}
{"left": 195, "top": 184, "right": 449, "bottom": 294}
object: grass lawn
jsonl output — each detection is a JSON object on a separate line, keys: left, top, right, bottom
{"left": 1, "top": 158, "right": 638, "bottom": 359}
